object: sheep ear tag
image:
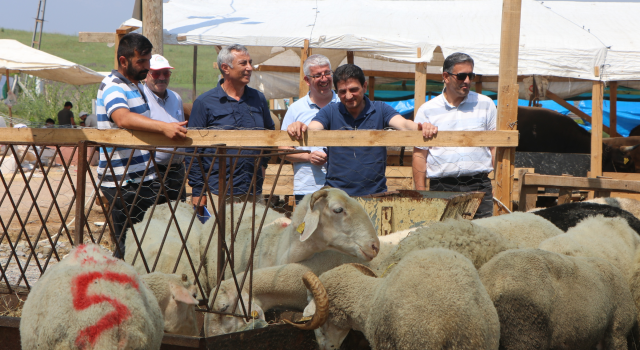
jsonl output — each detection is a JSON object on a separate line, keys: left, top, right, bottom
{"left": 296, "top": 222, "right": 305, "bottom": 234}
{"left": 170, "top": 283, "right": 198, "bottom": 305}
{"left": 300, "top": 210, "right": 320, "bottom": 242}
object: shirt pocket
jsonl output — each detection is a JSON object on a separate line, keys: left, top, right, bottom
{"left": 245, "top": 105, "right": 264, "bottom": 129}
{"left": 209, "top": 106, "right": 234, "bottom": 128}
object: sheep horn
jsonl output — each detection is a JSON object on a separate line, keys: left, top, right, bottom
{"left": 347, "top": 263, "right": 378, "bottom": 278}
{"left": 284, "top": 271, "right": 329, "bottom": 330}
{"left": 621, "top": 144, "right": 640, "bottom": 153}
{"left": 309, "top": 189, "right": 329, "bottom": 211}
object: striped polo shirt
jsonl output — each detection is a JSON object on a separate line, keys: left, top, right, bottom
{"left": 415, "top": 90, "right": 496, "bottom": 178}
{"left": 96, "top": 70, "right": 156, "bottom": 187}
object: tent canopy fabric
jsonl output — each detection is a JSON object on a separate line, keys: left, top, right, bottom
{"left": 0, "top": 40, "right": 104, "bottom": 85}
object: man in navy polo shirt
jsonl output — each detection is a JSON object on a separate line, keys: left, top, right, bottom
{"left": 287, "top": 64, "right": 432, "bottom": 196}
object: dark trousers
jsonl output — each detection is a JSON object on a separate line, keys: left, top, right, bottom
{"left": 155, "top": 163, "right": 187, "bottom": 204}
{"left": 429, "top": 173, "right": 493, "bottom": 219}
{"left": 294, "top": 194, "right": 305, "bottom": 205}
{"left": 101, "top": 180, "right": 158, "bottom": 259}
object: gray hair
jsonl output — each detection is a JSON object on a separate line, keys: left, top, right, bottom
{"left": 217, "top": 44, "right": 250, "bottom": 71}
{"left": 443, "top": 52, "right": 474, "bottom": 73}
{"left": 303, "top": 54, "right": 331, "bottom": 76}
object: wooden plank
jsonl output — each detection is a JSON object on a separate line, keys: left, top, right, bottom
{"left": 266, "top": 165, "right": 413, "bottom": 177}
{"left": 369, "top": 76, "right": 375, "bottom": 101}
{"left": 494, "top": 0, "right": 523, "bottom": 214}
{"left": 602, "top": 172, "right": 640, "bottom": 181}
{"left": 78, "top": 32, "right": 115, "bottom": 43}
{"left": 414, "top": 48, "right": 427, "bottom": 120}
{"left": 475, "top": 76, "right": 483, "bottom": 93}
{"left": 115, "top": 25, "right": 139, "bottom": 35}
{"left": 557, "top": 188, "right": 572, "bottom": 205}
{"left": 143, "top": 0, "right": 163, "bottom": 55}
{"left": 381, "top": 207, "right": 393, "bottom": 236}
{"left": 610, "top": 81, "right": 618, "bottom": 137}
{"left": 299, "top": 39, "right": 311, "bottom": 98}
{"left": 522, "top": 174, "right": 640, "bottom": 192}
{"left": 591, "top": 81, "right": 604, "bottom": 177}
{"left": 256, "top": 65, "right": 299, "bottom": 73}
{"left": 347, "top": 51, "right": 354, "bottom": 65}
{"left": 0, "top": 129, "right": 517, "bottom": 147}
{"left": 546, "top": 90, "right": 611, "bottom": 134}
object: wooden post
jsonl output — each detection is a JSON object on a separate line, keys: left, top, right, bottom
{"left": 143, "top": 0, "right": 163, "bottom": 55}
{"left": 74, "top": 141, "right": 87, "bottom": 246}
{"left": 610, "top": 81, "right": 618, "bottom": 137}
{"left": 347, "top": 51, "right": 354, "bottom": 65}
{"left": 298, "top": 39, "right": 311, "bottom": 98}
{"left": 475, "top": 76, "right": 483, "bottom": 93}
{"left": 5, "top": 70, "right": 12, "bottom": 126}
{"left": 192, "top": 46, "right": 198, "bottom": 102}
{"left": 369, "top": 76, "right": 375, "bottom": 101}
{"left": 494, "top": 0, "right": 523, "bottom": 215}
{"left": 414, "top": 48, "right": 427, "bottom": 120}
{"left": 591, "top": 79, "right": 604, "bottom": 177}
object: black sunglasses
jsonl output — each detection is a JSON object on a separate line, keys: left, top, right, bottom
{"left": 447, "top": 72, "right": 476, "bottom": 81}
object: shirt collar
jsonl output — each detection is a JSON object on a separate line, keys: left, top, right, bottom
{"left": 305, "top": 90, "right": 339, "bottom": 109}
{"left": 144, "top": 83, "right": 170, "bottom": 103}
{"left": 338, "top": 96, "right": 375, "bottom": 119}
{"left": 441, "top": 88, "right": 471, "bottom": 108}
{"left": 212, "top": 78, "right": 250, "bottom": 102}
{"left": 111, "top": 70, "right": 135, "bottom": 86}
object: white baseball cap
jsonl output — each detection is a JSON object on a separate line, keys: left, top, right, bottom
{"left": 150, "top": 54, "right": 174, "bottom": 70}
{"left": 79, "top": 111, "right": 89, "bottom": 117}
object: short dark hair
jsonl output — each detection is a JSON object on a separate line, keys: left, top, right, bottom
{"left": 443, "top": 52, "right": 474, "bottom": 73}
{"left": 117, "top": 33, "right": 153, "bottom": 67}
{"left": 64, "top": 101, "right": 73, "bottom": 107}
{"left": 333, "top": 64, "right": 366, "bottom": 89}
{"left": 45, "top": 118, "right": 55, "bottom": 124}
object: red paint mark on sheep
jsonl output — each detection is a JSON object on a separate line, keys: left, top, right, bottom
{"left": 72, "top": 271, "right": 140, "bottom": 349}
{"left": 281, "top": 222, "right": 289, "bottom": 228}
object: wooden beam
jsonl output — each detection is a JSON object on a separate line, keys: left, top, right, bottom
{"left": 414, "top": 48, "right": 427, "bottom": 120}
{"left": 115, "top": 26, "right": 139, "bottom": 35}
{"left": 591, "top": 81, "right": 604, "bottom": 177}
{"left": 112, "top": 26, "right": 139, "bottom": 70}
{"left": 299, "top": 39, "right": 311, "bottom": 98}
{"left": 521, "top": 174, "right": 640, "bottom": 193}
{"left": 347, "top": 51, "right": 354, "bottom": 64}
{"left": 545, "top": 90, "right": 611, "bottom": 134}
{"left": 475, "top": 76, "right": 483, "bottom": 93}
{"left": 143, "top": 0, "right": 163, "bottom": 55}
{"left": 0, "top": 129, "right": 519, "bottom": 148}
{"left": 256, "top": 65, "right": 299, "bottom": 73}
{"left": 79, "top": 32, "right": 116, "bottom": 43}
{"left": 5, "top": 70, "right": 12, "bottom": 126}
{"left": 494, "top": 0, "right": 523, "bottom": 214}
{"left": 369, "top": 76, "right": 375, "bottom": 101}
{"left": 610, "top": 81, "right": 618, "bottom": 137}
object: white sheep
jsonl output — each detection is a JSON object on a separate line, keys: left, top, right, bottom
{"left": 474, "top": 211, "right": 563, "bottom": 248}
{"left": 20, "top": 243, "right": 165, "bottom": 349}
{"left": 298, "top": 249, "right": 501, "bottom": 350}
{"left": 201, "top": 187, "right": 380, "bottom": 293}
{"left": 479, "top": 248, "right": 636, "bottom": 350}
{"left": 586, "top": 197, "right": 640, "bottom": 219}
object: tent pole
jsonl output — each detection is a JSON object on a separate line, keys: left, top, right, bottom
{"left": 5, "top": 70, "right": 12, "bottom": 127}
{"left": 347, "top": 51, "right": 354, "bottom": 65}
{"left": 591, "top": 75, "right": 604, "bottom": 179}
{"left": 414, "top": 48, "right": 427, "bottom": 121}
{"left": 143, "top": 0, "right": 163, "bottom": 55}
{"left": 494, "top": 0, "right": 522, "bottom": 214}
{"left": 298, "top": 39, "right": 311, "bottom": 98}
{"left": 192, "top": 45, "right": 198, "bottom": 102}
{"left": 475, "top": 76, "right": 483, "bottom": 93}
{"left": 610, "top": 81, "right": 618, "bottom": 137}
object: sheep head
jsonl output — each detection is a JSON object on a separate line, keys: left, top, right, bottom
{"left": 297, "top": 187, "right": 380, "bottom": 261}
{"left": 204, "top": 281, "right": 265, "bottom": 337}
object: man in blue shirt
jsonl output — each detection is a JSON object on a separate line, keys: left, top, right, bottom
{"left": 186, "top": 44, "right": 275, "bottom": 212}
{"left": 287, "top": 64, "right": 431, "bottom": 196}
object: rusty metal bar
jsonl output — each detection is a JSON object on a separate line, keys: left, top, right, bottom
{"left": 74, "top": 141, "right": 87, "bottom": 246}
{"left": 217, "top": 147, "right": 226, "bottom": 282}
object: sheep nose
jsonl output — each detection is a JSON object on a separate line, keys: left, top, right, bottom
{"left": 372, "top": 244, "right": 379, "bottom": 255}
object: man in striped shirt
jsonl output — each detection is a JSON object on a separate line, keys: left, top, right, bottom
{"left": 96, "top": 33, "right": 188, "bottom": 258}
{"left": 413, "top": 52, "right": 497, "bottom": 218}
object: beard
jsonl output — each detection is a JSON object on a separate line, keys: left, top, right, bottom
{"left": 126, "top": 60, "right": 149, "bottom": 81}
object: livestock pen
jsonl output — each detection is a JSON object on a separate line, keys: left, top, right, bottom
{"left": 0, "top": 126, "right": 516, "bottom": 349}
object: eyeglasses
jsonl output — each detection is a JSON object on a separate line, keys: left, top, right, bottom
{"left": 307, "top": 71, "right": 333, "bottom": 80}
{"left": 150, "top": 70, "right": 172, "bottom": 78}
{"left": 447, "top": 72, "right": 476, "bottom": 81}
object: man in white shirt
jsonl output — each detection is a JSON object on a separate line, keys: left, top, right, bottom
{"left": 279, "top": 54, "right": 339, "bottom": 204}
{"left": 413, "top": 52, "right": 497, "bottom": 218}
{"left": 143, "top": 54, "right": 187, "bottom": 203}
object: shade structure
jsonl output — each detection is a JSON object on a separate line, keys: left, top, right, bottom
{"left": 0, "top": 39, "right": 104, "bottom": 85}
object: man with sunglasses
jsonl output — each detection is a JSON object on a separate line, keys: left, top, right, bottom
{"left": 143, "top": 54, "right": 187, "bottom": 204}
{"left": 413, "top": 52, "right": 497, "bottom": 218}
{"left": 279, "top": 54, "right": 339, "bottom": 204}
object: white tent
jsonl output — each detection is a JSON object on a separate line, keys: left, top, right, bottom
{"left": 0, "top": 39, "right": 105, "bottom": 85}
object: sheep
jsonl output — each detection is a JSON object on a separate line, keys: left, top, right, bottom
{"left": 201, "top": 187, "right": 380, "bottom": 293}
{"left": 140, "top": 272, "right": 200, "bottom": 336}
{"left": 586, "top": 197, "right": 640, "bottom": 219}
{"left": 533, "top": 202, "right": 640, "bottom": 235}
{"left": 297, "top": 249, "right": 501, "bottom": 350}
{"left": 20, "top": 243, "right": 165, "bottom": 350}
{"left": 479, "top": 248, "right": 636, "bottom": 350}
{"left": 473, "top": 211, "right": 563, "bottom": 248}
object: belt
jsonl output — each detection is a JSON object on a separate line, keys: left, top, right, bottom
{"left": 431, "top": 172, "right": 489, "bottom": 183}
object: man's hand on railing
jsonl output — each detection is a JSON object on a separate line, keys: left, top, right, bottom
{"left": 162, "top": 121, "right": 188, "bottom": 140}
{"left": 192, "top": 195, "right": 206, "bottom": 216}
{"left": 287, "top": 121, "right": 307, "bottom": 140}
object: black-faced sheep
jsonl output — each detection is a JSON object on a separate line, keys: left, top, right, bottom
{"left": 586, "top": 197, "right": 640, "bottom": 219}
{"left": 474, "top": 211, "right": 563, "bottom": 248}
{"left": 20, "top": 244, "right": 165, "bottom": 349}
{"left": 479, "top": 248, "right": 636, "bottom": 350}
{"left": 533, "top": 202, "right": 640, "bottom": 235}
{"left": 299, "top": 249, "right": 501, "bottom": 350}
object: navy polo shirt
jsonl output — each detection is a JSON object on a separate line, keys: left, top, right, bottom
{"left": 313, "top": 97, "right": 397, "bottom": 196}
{"left": 185, "top": 79, "right": 275, "bottom": 197}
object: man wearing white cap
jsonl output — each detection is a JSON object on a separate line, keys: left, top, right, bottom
{"left": 143, "top": 54, "right": 187, "bottom": 203}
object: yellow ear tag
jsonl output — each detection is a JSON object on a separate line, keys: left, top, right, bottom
{"left": 625, "top": 157, "right": 630, "bottom": 164}
{"left": 251, "top": 310, "right": 259, "bottom": 318}
{"left": 296, "top": 222, "right": 306, "bottom": 234}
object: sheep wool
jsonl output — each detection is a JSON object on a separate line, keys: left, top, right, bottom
{"left": 479, "top": 248, "right": 636, "bottom": 350}
{"left": 586, "top": 197, "right": 640, "bottom": 219}
{"left": 314, "top": 249, "right": 500, "bottom": 350}
{"left": 474, "top": 211, "right": 562, "bottom": 248}
{"left": 21, "top": 243, "right": 164, "bottom": 350}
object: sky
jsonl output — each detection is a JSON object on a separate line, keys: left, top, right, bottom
{"left": 0, "top": 0, "right": 136, "bottom": 35}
